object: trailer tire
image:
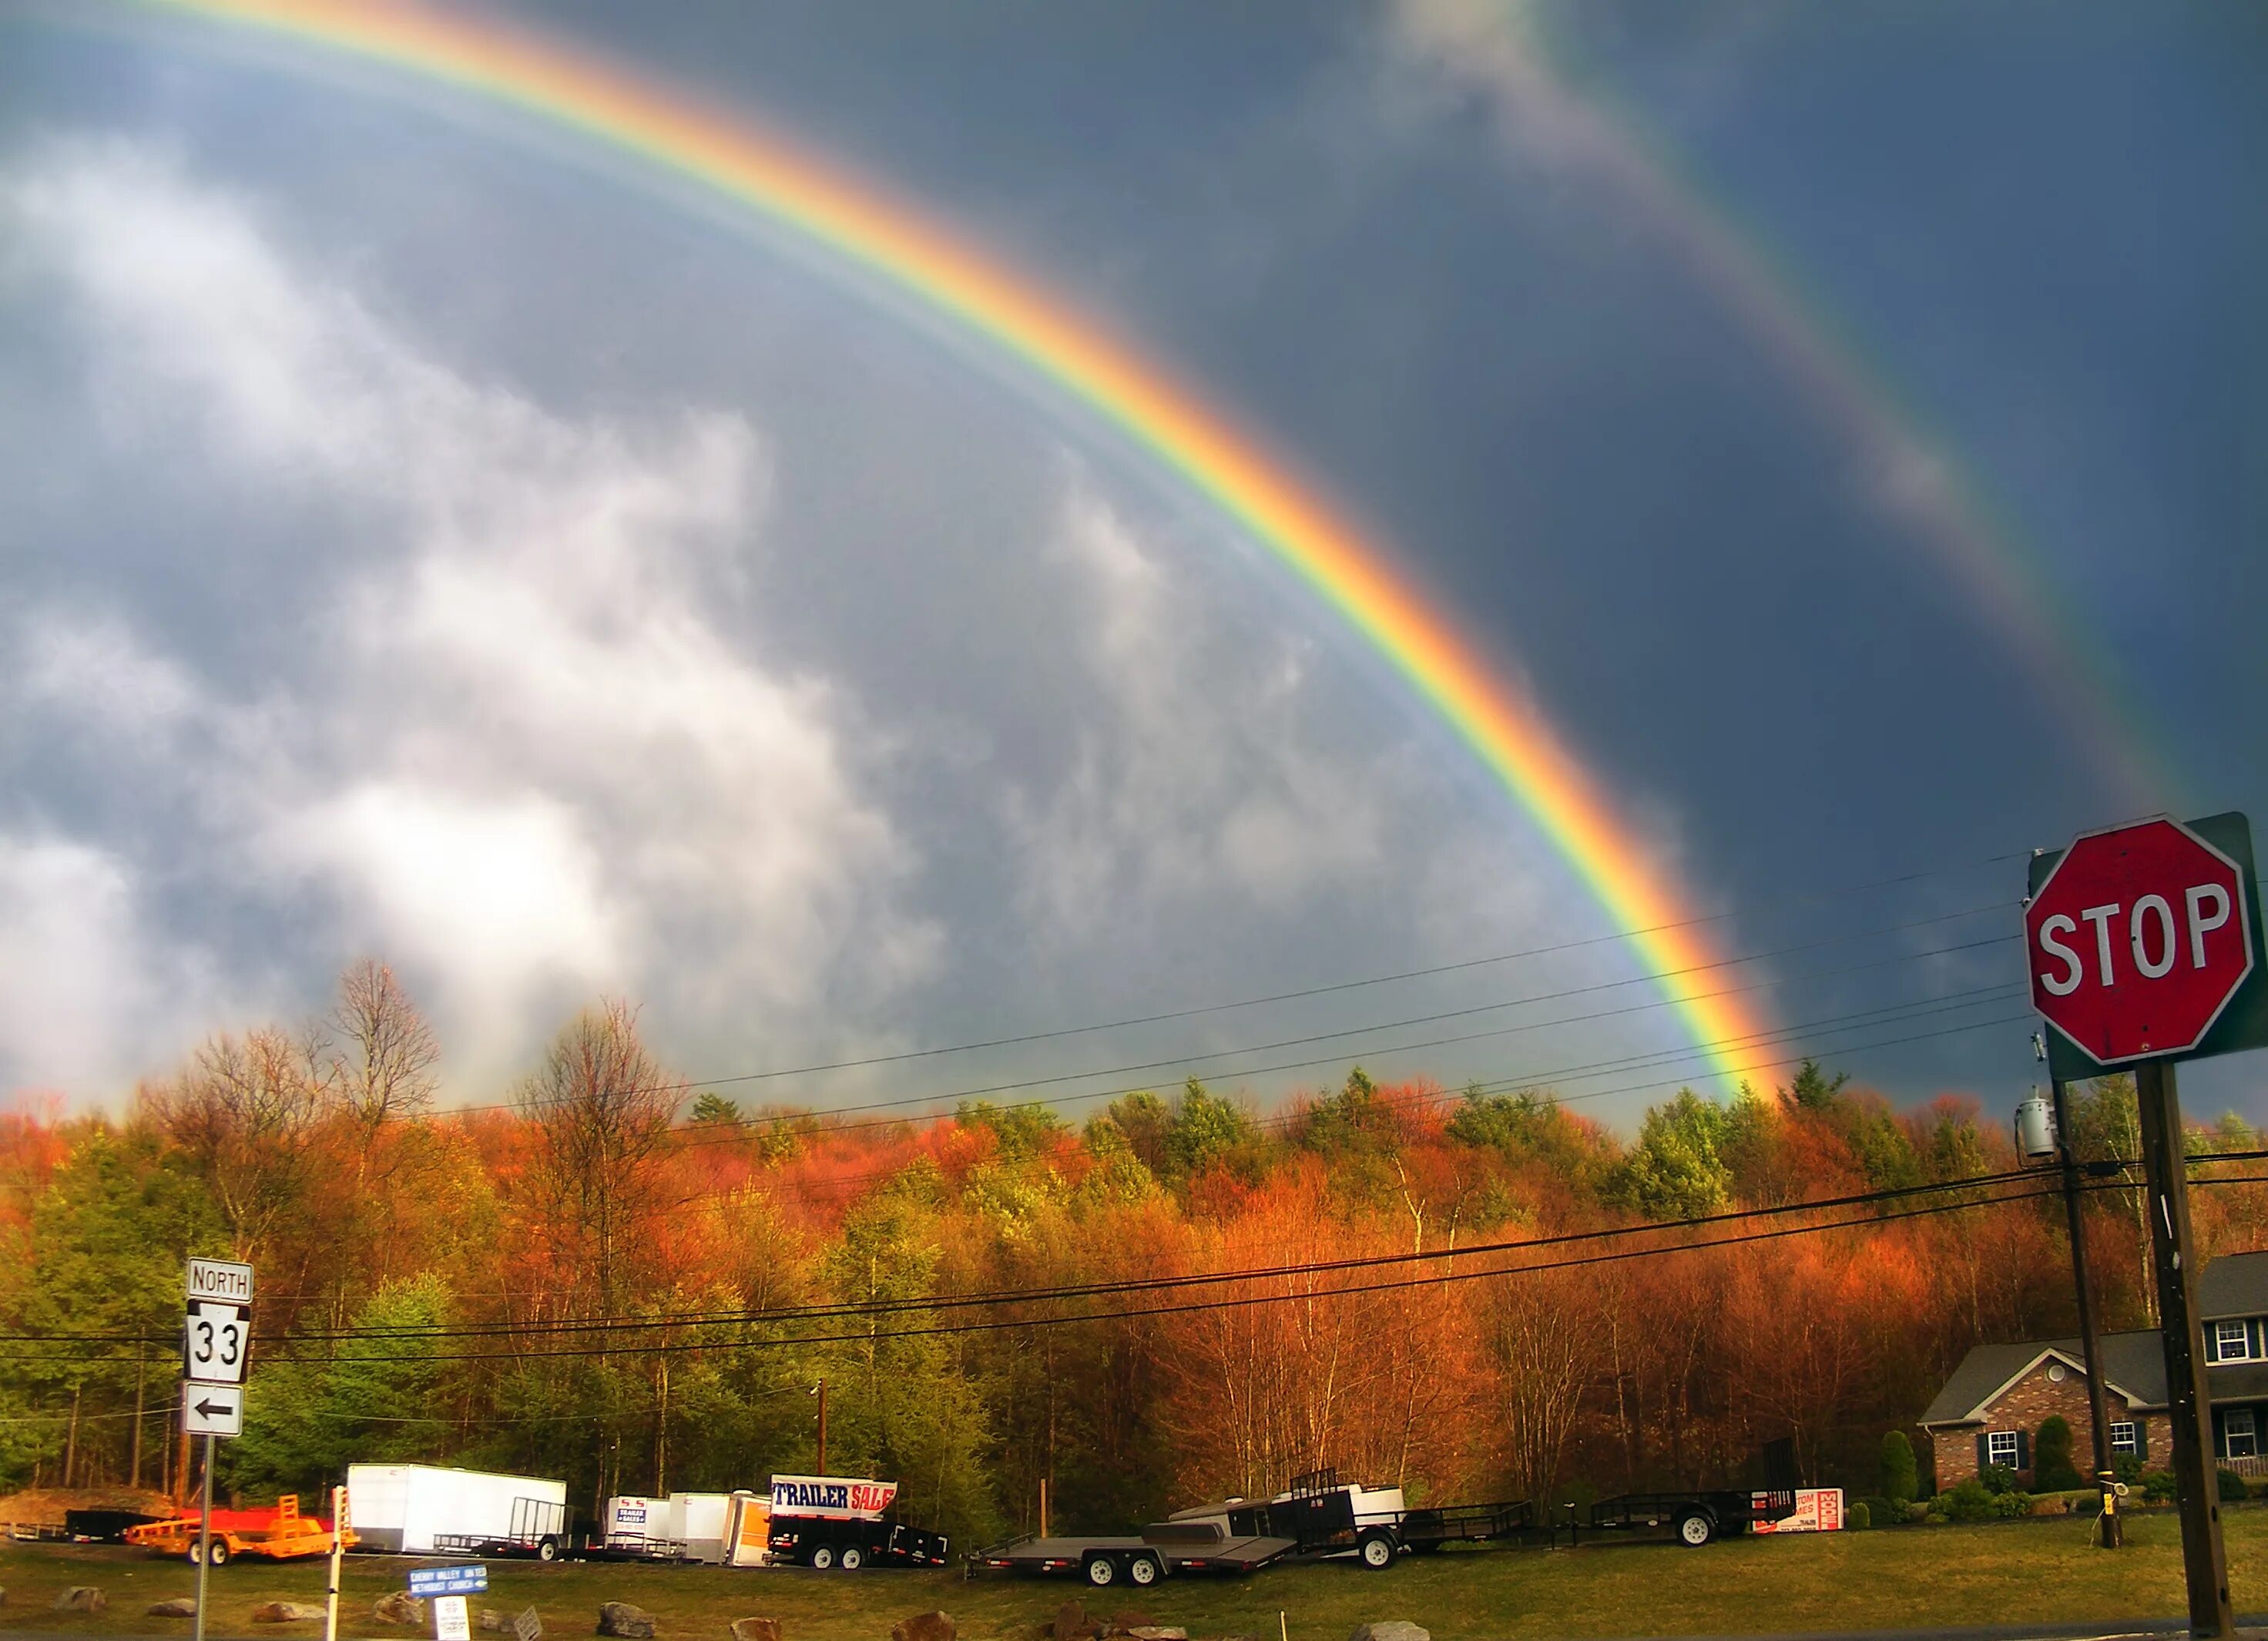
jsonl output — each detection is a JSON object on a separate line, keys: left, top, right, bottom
{"left": 1675, "top": 1510, "right": 1716, "bottom": 1547}
{"left": 1357, "top": 1530, "right": 1396, "bottom": 1570}
{"left": 1082, "top": 1553, "right": 1116, "bottom": 1587}
{"left": 207, "top": 1539, "right": 231, "bottom": 1567}
{"left": 809, "top": 1545, "right": 836, "bottom": 1571}
{"left": 1126, "top": 1552, "right": 1161, "bottom": 1587}
{"left": 537, "top": 1535, "right": 559, "bottom": 1562}
{"left": 1401, "top": 1510, "right": 1444, "bottom": 1554}
{"left": 839, "top": 1545, "right": 865, "bottom": 1572}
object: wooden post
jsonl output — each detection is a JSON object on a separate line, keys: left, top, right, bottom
{"left": 131, "top": 1344, "right": 146, "bottom": 1490}
{"left": 2135, "top": 1058, "right": 2233, "bottom": 1634}
{"left": 2048, "top": 1077, "right": 2122, "bottom": 1548}
{"left": 324, "top": 1483, "right": 345, "bottom": 1641}
{"left": 816, "top": 1379, "right": 827, "bottom": 1476}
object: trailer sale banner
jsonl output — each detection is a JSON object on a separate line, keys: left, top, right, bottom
{"left": 768, "top": 1476, "right": 897, "bottom": 1519}
{"left": 1752, "top": 1489, "right": 1845, "bottom": 1534}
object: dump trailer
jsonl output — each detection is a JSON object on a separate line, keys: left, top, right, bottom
{"left": 764, "top": 1474, "right": 949, "bottom": 1570}
{"left": 124, "top": 1495, "right": 355, "bottom": 1567}
{"left": 973, "top": 1468, "right": 1535, "bottom": 1584}
{"left": 346, "top": 1464, "right": 570, "bottom": 1559}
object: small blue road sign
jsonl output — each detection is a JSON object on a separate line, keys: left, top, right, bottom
{"left": 408, "top": 1566, "right": 488, "bottom": 1596}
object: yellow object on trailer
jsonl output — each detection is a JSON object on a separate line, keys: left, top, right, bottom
{"left": 125, "top": 1495, "right": 357, "bottom": 1566}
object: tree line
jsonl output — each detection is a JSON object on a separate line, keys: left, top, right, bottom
{"left": 4, "top": 961, "right": 2263, "bottom": 1554}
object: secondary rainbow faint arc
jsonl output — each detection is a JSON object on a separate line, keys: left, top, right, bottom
{"left": 144, "top": 0, "right": 1777, "bottom": 1092}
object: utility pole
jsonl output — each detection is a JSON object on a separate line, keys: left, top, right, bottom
{"left": 810, "top": 1378, "right": 827, "bottom": 1475}
{"left": 2135, "top": 1059, "right": 2233, "bottom": 1635}
{"left": 2047, "top": 1072, "right": 2121, "bottom": 1548}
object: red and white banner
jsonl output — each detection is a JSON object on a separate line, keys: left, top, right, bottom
{"left": 1754, "top": 1488, "right": 1844, "bottom": 1534}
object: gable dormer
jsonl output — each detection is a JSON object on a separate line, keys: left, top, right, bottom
{"left": 2204, "top": 1317, "right": 2266, "bottom": 1365}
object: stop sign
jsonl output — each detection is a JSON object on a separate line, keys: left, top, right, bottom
{"left": 2028, "top": 817, "right": 2256, "bottom": 1065}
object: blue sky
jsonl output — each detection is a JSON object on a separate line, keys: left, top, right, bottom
{"left": 0, "top": 0, "right": 2259, "bottom": 1126}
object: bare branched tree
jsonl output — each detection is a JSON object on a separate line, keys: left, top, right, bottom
{"left": 329, "top": 959, "right": 439, "bottom": 1133}
{"left": 519, "top": 999, "right": 684, "bottom": 1314}
{"left": 144, "top": 1024, "right": 328, "bottom": 1260}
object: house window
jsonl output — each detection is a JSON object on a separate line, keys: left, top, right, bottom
{"left": 1987, "top": 1431, "right": 2020, "bottom": 1468}
{"left": 2111, "top": 1421, "right": 2139, "bottom": 1455}
{"left": 2226, "top": 1409, "right": 2259, "bottom": 1461}
{"left": 2216, "top": 1321, "right": 2253, "bottom": 1362}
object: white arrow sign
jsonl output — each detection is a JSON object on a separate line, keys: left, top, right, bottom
{"left": 182, "top": 1381, "right": 243, "bottom": 1438}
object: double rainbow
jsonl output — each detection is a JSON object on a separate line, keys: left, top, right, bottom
{"left": 136, "top": 0, "right": 1778, "bottom": 1092}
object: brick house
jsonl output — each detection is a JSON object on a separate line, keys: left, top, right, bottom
{"left": 1921, "top": 1250, "right": 2268, "bottom": 1488}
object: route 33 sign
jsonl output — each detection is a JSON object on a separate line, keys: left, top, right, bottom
{"left": 184, "top": 1300, "right": 250, "bottom": 1386}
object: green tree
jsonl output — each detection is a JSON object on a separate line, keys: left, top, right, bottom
{"left": 955, "top": 1100, "right": 1065, "bottom": 1162}
{"left": 1879, "top": 1429, "right": 1918, "bottom": 1505}
{"left": 2031, "top": 1414, "right": 2084, "bottom": 1490}
{"left": 1609, "top": 1090, "right": 1733, "bottom": 1220}
{"left": 1786, "top": 1058, "right": 1850, "bottom": 1111}
{"left": 689, "top": 1092, "right": 742, "bottom": 1126}
{"left": 1169, "top": 1081, "right": 1257, "bottom": 1177}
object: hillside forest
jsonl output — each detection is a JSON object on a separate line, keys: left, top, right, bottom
{"left": 5, "top": 962, "right": 2265, "bottom": 1552}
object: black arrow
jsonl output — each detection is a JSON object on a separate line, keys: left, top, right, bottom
{"left": 193, "top": 1397, "right": 235, "bottom": 1419}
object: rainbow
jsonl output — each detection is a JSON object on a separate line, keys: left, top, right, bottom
{"left": 124, "top": 0, "right": 1778, "bottom": 1090}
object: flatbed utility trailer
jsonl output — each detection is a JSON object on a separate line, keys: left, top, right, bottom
{"left": 1572, "top": 1441, "right": 1803, "bottom": 1548}
{"left": 124, "top": 1495, "right": 356, "bottom": 1566}
{"left": 972, "top": 1469, "right": 1535, "bottom": 1584}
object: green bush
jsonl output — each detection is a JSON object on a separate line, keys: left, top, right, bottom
{"left": 2218, "top": 1468, "right": 2249, "bottom": 1502}
{"left": 1880, "top": 1430, "right": 1918, "bottom": 1505}
{"left": 1978, "top": 1462, "right": 2021, "bottom": 1494}
{"left": 1858, "top": 1493, "right": 1897, "bottom": 1528}
{"left": 1941, "top": 1478, "right": 1996, "bottom": 1522}
{"left": 2113, "top": 1454, "right": 2145, "bottom": 1486}
{"left": 1847, "top": 1500, "right": 1871, "bottom": 1529}
{"left": 2033, "top": 1415, "right": 2085, "bottom": 1490}
{"left": 2141, "top": 1469, "right": 2177, "bottom": 1502}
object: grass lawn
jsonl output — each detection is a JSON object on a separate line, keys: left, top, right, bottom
{"left": 0, "top": 1508, "right": 2259, "bottom": 1641}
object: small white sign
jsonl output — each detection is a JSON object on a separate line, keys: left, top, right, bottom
{"left": 182, "top": 1381, "right": 243, "bottom": 1438}
{"left": 184, "top": 1301, "right": 250, "bottom": 1386}
{"left": 434, "top": 1596, "right": 471, "bottom": 1641}
{"left": 186, "top": 1258, "right": 255, "bottom": 1304}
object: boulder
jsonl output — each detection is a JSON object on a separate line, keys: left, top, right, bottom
{"left": 149, "top": 1598, "right": 200, "bottom": 1618}
{"left": 890, "top": 1613, "right": 955, "bottom": 1641}
{"left": 481, "top": 1612, "right": 508, "bottom": 1633}
{"left": 1052, "top": 1603, "right": 1095, "bottom": 1641}
{"left": 730, "top": 1620, "right": 783, "bottom": 1641}
{"left": 52, "top": 1588, "right": 107, "bottom": 1614}
{"left": 251, "top": 1602, "right": 326, "bottom": 1623}
{"left": 375, "top": 1592, "right": 429, "bottom": 1627}
{"left": 1105, "top": 1617, "right": 1155, "bottom": 1638}
{"left": 1125, "top": 1630, "right": 1186, "bottom": 1640}
{"left": 599, "top": 1602, "right": 657, "bottom": 1640}
{"left": 1347, "top": 1626, "right": 1429, "bottom": 1641}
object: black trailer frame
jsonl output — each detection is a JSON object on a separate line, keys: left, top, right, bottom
{"left": 770, "top": 1512, "right": 950, "bottom": 1571}
{"left": 433, "top": 1495, "right": 569, "bottom": 1562}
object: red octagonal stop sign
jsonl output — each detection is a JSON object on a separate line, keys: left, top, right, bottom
{"left": 2028, "top": 816, "right": 2256, "bottom": 1065}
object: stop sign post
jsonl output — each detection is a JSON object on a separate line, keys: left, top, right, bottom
{"left": 2026, "top": 812, "right": 2263, "bottom": 1636}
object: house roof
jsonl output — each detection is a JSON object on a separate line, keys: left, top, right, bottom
{"left": 2199, "top": 1250, "right": 2268, "bottom": 1320}
{"left": 1920, "top": 1331, "right": 2167, "bottom": 1428}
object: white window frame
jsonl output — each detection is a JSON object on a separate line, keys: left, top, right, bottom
{"left": 2226, "top": 1408, "right": 2258, "bottom": 1460}
{"left": 2216, "top": 1320, "right": 2253, "bottom": 1361}
{"left": 2111, "top": 1421, "right": 2139, "bottom": 1455}
{"left": 1986, "top": 1430, "right": 2020, "bottom": 1467}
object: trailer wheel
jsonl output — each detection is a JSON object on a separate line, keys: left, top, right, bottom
{"left": 1675, "top": 1510, "right": 1716, "bottom": 1547}
{"left": 809, "top": 1545, "right": 836, "bottom": 1571}
{"left": 536, "top": 1535, "right": 559, "bottom": 1562}
{"left": 839, "top": 1545, "right": 865, "bottom": 1572}
{"left": 1357, "top": 1530, "right": 1395, "bottom": 1570}
{"left": 1082, "top": 1552, "right": 1117, "bottom": 1587}
{"left": 204, "top": 1539, "right": 232, "bottom": 1567}
{"left": 1126, "top": 1552, "right": 1161, "bottom": 1587}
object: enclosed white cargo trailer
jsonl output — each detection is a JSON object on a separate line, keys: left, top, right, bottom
{"left": 346, "top": 1465, "right": 570, "bottom": 1558}
{"left": 668, "top": 1493, "right": 730, "bottom": 1564}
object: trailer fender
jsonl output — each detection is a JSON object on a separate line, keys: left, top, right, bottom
{"left": 1356, "top": 1529, "right": 1396, "bottom": 1570}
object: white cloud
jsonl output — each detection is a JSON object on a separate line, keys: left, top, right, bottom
{"left": 1007, "top": 490, "right": 1386, "bottom": 937}
{"left": 6, "top": 142, "right": 938, "bottom": 1090}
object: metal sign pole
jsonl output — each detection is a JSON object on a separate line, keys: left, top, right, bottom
{"left": 2135, "top": 1058, "right": 2233, "bottom": 1635}
{"left": 193, "top": 1432, "right": 215, "bottom": 1641}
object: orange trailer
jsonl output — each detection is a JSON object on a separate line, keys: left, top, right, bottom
{"left": 125, "top": 1495, "right": 357, "bottom": 1566}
